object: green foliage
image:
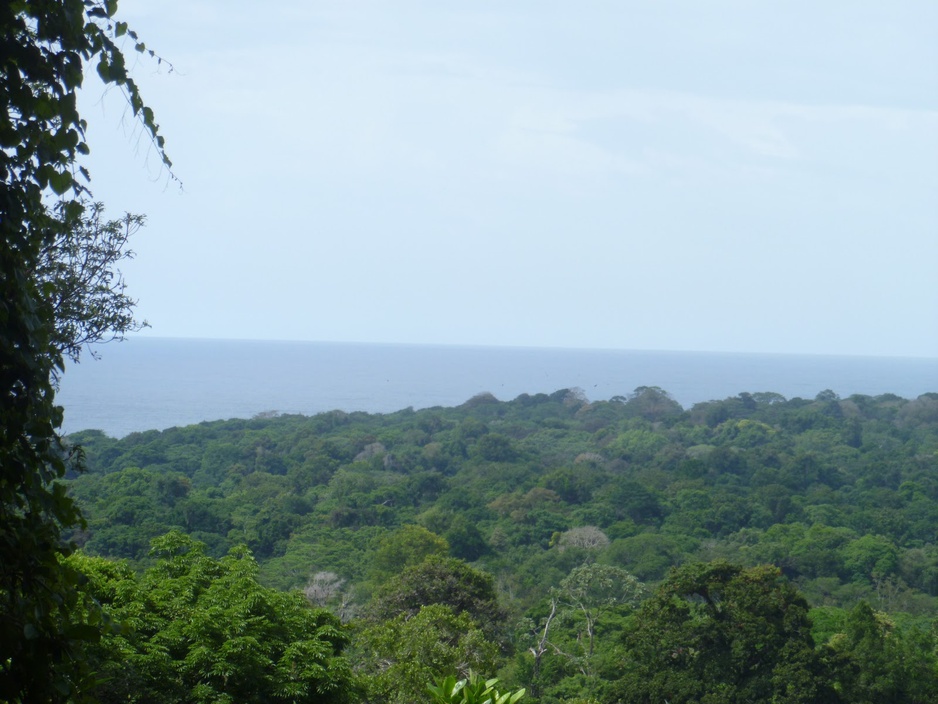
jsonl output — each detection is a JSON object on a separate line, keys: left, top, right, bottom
{"left": 617, "top": 561, "right": 840, "bottom": 703}
{"left": 59, "top": 387, "right": 938, "bottom": 700}
{"left": 617, "top": 386, "right": 683, "bottom": 423}
{"left": 445, "top": 514, "right": 490, "bottom": 560}
{"left": 524, "top": 564, "right": 645, "bottom": 702}
{"left": 474, "top": 433, "right": 521, "bottom": 462}
{"left": 39, "top": 201, "right": 149, "bottom": 361}
{"left": 607, "top": 428, "right": 669, "bottom": 463}
{"left": 368, "top": 524, "right": 449, "bottom": 582}
{"left": 66, "top": 388, "right": 938, "bottom": 611}
{"left": 355, "top": 604, "right": 498, "bottom": 704}
{"left": 842, "top": 534, "right": 899, "bottom": 582}
{"left": 0, "top": 0, "right": 172, "bottom": 700}
{"left": 826, "top": 601, "right": 938, "bottom": 703}
{"left": 367, "top": 555, "right": 506, "bottom": 642}
{"left": 428, "top": 672, "right": 525, "bottom": 704}
{"left": 68, "top": 532, "right": 353, "bottom": 704}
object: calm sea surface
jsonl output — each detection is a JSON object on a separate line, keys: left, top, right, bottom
{"left": 56, "top": 338, "right": 938, "bottom": 438}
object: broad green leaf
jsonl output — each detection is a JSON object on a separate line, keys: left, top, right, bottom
{"left": 49, "top": 170, "right": 73, "bottom": 195}
{"left": 96, "top": 59, "right": 111, "bottom": 82}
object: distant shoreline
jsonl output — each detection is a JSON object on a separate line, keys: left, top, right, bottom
{"left": 58, "top": 339, "right": 938, "bottom": 438}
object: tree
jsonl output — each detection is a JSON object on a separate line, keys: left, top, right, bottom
{"left": 473, "top": 433, "right": 520, "bottom": 462}
{"left": 552, "top": 563, "right": 644, "bottom": 664}
{"left": 554, "top": 526, "right": 610, "bottom": 552}
{"left": 1, "top": 1, "right": 171, "bottom": 700}
{"left": 616, "top": 561, "right": 839, "bottom": 704}
{"left": 827, "top": 601, "right": 938, "bottom": 704}
{"left": 368, "top": 524, "right": 449, "bottom": 582}
{"left": 618, "top": 386, "right": 684, "bottom": 422}
{"left": 366, "top": 555, "right": 506, "bottom": 643}
{"left": 305, "top": 571, "right": 357, "bottom": 621}
{"left": 39, "top": 200, "right": 148, "bottom": 362}
{"left": 525, "top": 564, "right": 644, "bottom": 701}
{"left": 68, "top": 532, "right": 354, "bottom": 704}
{"left": 355, "top": 604, "right": 498, "bottom": 704}
{"left": 444, "top": 515, "right": 489, "bottom": 561}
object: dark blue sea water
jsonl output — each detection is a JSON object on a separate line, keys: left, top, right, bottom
{"left": 56, "top": 338, "right": 938, "bottom": 438}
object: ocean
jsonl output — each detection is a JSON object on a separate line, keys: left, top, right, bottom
{"left": 56, "top": 338, "right": 938, "bottom": 438}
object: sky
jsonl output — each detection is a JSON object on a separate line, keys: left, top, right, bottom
{"left": 77, "top": 0, "right": 938, "bottom": 357}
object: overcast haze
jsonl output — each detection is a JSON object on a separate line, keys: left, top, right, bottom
{"left": 78, "top": 1, "right": 938, "bottom": 357}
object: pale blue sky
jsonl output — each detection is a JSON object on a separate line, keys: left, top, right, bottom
{"left": 78, "top": 0, "right": 938, "bottom": 357}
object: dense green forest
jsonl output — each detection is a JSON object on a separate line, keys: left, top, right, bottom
{"left": 8, "top": 1, "right": 933, "bottom": 702}
{"left": 62, "top": 386, "right": 938, "bottom": 703}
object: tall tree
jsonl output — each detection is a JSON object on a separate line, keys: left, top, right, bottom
{"left": 366, "top": 555, "right": 507, "bottom": 643}
{"left": 616, "top": 561, "right": 839, "bottom": 704}
{"left": 524, "top": 563, "right": 645, "bottom": 702}
{"left": 829, "top": 601, "right": 938, "bottom": 704}
{"left": 39, "top": 200, "right": 149, "bottom": 362}
{"left": 0, "top": 1, "right": 171, "bottom": 700}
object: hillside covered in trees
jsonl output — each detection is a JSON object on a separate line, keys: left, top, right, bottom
{"left": 7, "top": 1, "right": 934, "bottom": 702}
{"left": 62, "top": 386, "right": 938, "bottom": 702}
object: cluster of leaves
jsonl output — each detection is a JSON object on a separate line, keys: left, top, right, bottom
{"left": 618, "top": 561, "right": 833, "bottom": 703}
{"left": 614, "top": 561, "right": 938, "bottom": 703}
{"left": 352, "top": 553, "right": 507, "bottom": 703}
{"left": 68, "top": 531, "right": 352, "bottom": 704}
{"left": 39, "top": 201, "right": 149, "bottom": 362}
{"left": 428, "top": 673, "right": 525, "bottom": 704}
